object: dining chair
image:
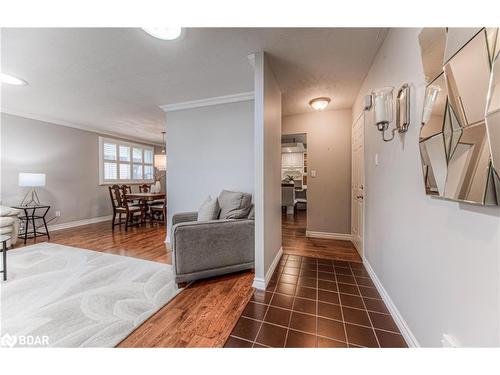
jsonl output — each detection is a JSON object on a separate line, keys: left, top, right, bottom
{"left": 108, "top": 185, "right": 145, "bottom": 231}
{"left": 121, "top": 185, "right": 140, "bottom": 206}
{"left": 121, "top": 185, "right": 132, "bottom": 193}
{"left": 282, "top": 185, "right": 297, "bottom": 215}
{"left": 138, "top": 184, "right": 152, "bottom": 193}
{"left": 141, "top": 183, "right": 164, "bottom": 211}
{"left": 150, "top": 198, "right": 166, "bottom": 224}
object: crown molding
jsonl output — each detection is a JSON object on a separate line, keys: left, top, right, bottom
{"left": 0, "top": 108, "right": 163, "bottom": 147}
{"left": 160, "top": 92, "right": 254, "bottom": 112}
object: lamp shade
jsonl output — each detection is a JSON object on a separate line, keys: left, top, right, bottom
{"left": 18, "top": 173, "right": 46, "bottom": 187}
{"left": 154, "top": 154, "right": 167, "bottom": 171}
{"left": 372, "top": 87, "right": 394, "bottom": 125}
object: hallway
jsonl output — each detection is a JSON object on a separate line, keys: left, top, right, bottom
{"left": 282, "top": 211, "right": 362, "bottom": 262}
{"left": 225, "top": 211, "right": 406, "bottom": 348}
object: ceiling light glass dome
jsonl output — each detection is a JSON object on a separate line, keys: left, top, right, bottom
{"left": 142, "top": 27, "right": 183, "bottom": 41}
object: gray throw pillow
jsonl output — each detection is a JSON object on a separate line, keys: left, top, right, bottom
{"left": 197, "top": 196, "right": 220, "bottom": 221}
{"left": 218, "top": 190, "right": 252, "bottom": 219}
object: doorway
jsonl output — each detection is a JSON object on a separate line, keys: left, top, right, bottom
{"left": 281, "top": 133, "right": 308, "bottom": 214}
{"left": 280, "top": 121, "right": 361, "bottom": 262}
{"left": 281, "top": 133, "right": 308, "bottom": 250}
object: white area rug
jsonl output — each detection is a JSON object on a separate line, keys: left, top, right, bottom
{"left": 0, "top": 242, "right": 180, "bottom": 347}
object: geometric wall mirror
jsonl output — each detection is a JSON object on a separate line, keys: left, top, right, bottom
{"left": 418, "top": 27, "right": 500, "bottom": 205}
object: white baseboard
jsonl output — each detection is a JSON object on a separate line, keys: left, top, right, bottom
{"left": 363, "top": 259, "right": 420, "bottom": 347}
{"left": 48, "top": 215, "right": 113, "bottom": 232}
{"left": 253, "top": 246, "right": 283, "bottom": 290}
{"left": 252, "top": 278, "right": 266, "bottom": 290}
{"left": 306, "top": 231, "right": 352, "bottom": 241}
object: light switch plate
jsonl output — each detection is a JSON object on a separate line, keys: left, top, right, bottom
{"left": 311, "top": 170, "right": 317, "bottom": 177}
{"left": 375, "top": 153, "right": 380, "bottom": 166}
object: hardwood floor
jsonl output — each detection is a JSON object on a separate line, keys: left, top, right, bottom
{"left": 282, "top": 210, "right": 361, "bottom": 262}
{"left": 18, "top": 221, "right": 171, "bottom": 263}
{"left": 15, "top": 210, "right": 360, "bottom": 347}
{"left": 16, "top": 220, "right": 254, "bottom": 348}
{"left": 120, "top": 271, "right": 254, "bottom": 347}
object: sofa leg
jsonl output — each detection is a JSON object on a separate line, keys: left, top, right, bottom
{"left": 176, "top": 282, "right": 189, "bottom": 289}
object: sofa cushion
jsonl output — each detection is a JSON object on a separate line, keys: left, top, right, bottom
{"left": 0, "top": 226, "right": 14, "bottom": 235}
{"left": 218, "top": 190, "right": 252, "bottom": 219}
{"left": 0, "top": 217, "right": 15, "bottom": 227}
{"left": 197, "top": 196, "right": 220, "bottom": 221}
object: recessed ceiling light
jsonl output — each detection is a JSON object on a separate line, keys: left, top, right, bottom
{"left": 142, "top": 27, "right": 183, "bottom": 41}
{"left": 0, "top": 73, "right": 28, "bottom": 86}
{"left": 309, "top": 97, "right": 331, "bottom": 111}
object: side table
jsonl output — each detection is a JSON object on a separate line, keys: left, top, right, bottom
{"left": 13, "top": 205, "right": 51, "bottom": 245}
{"left": 0, "top": 234, "right": 9, "bottom": 281}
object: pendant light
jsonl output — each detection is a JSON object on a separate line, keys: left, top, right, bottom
{"left": 154, "top": 131, "right": 167, "bottom": 171}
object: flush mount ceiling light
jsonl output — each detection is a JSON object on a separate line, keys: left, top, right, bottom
{"left": 309, "top": 97, "right": 331, "bottom": 111}
{"left": 0, "top": 73, "right": 28, "bottom": 86}
{"left": 142, "top": 27, "right": 183, "bottom": 41}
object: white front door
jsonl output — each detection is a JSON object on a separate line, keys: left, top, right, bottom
{"left": 351, "top": 113, "right": 365, "bottom": 257}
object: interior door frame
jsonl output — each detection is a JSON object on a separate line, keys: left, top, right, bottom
{"left": 351, "top": 111, "right": 366, "bottom": 260}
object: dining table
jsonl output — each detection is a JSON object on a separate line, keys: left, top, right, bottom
{"left": 125, "top": 192, "right": 165, "bottom": 202}
{"left": 124, "top": 192, "right": 166, "bottom": 222}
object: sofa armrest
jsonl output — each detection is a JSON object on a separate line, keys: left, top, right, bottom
{"left": 0, "top": 215, "right": 19, "bottom": 247}
{"left": 172, "top": 219, "right": 254, "bottom": 276}
{"left": 172, "top": 211, "right": 198, "bottom": 226}
{"left": 0, "top": 206, "right": 20, "bottom": 217}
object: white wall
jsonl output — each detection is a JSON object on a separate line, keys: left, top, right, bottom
{"left": 283, "top": 110, "right": 352, "bottom": 235}
{"left": 0, "top": 113, "right": 162, "bottom": 225}
{"left": 165, "top": 100, "right": 254, "bottom": 238}
{"left": 353, "top": 28, "right": 500, "bottom": 347}
{"left": 253, "top": 52, "right": 283, "bottom": 288}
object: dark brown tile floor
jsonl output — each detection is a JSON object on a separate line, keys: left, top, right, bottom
{"left": 224, "top": 254, "right": 407, "bottom": 348}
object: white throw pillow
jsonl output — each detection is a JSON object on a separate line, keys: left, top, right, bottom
{"left": 197, "top": 196, "right": 220, "bottom": 221}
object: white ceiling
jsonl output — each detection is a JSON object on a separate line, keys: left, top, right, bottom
{"left": 1, "top": 28, "right": 386, "bottom": 144}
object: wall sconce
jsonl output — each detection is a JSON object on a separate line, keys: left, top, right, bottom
{"left": 372, "top": 84, "right": 411, "bottom": 142}
{"left": 396, "top": 83, "right": 411, "bottom": 133}
{"left": 372, "top": 86, "right": 394, "bottom": 141}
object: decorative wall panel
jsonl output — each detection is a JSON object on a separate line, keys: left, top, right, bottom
{"left": 418, "top": 28, "right": 499, "bottom": 205}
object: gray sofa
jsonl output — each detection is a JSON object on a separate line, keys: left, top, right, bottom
{"left": 171, "top": 211, "right": 254, "bottom": 284}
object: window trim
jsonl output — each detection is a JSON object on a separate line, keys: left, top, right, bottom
{"left": 99, "top": 136, "right": 155, "bottom": 185}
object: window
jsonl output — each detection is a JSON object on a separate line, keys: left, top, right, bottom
{"left": 99, "top": 137, "right": 154, "bottom": 184}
